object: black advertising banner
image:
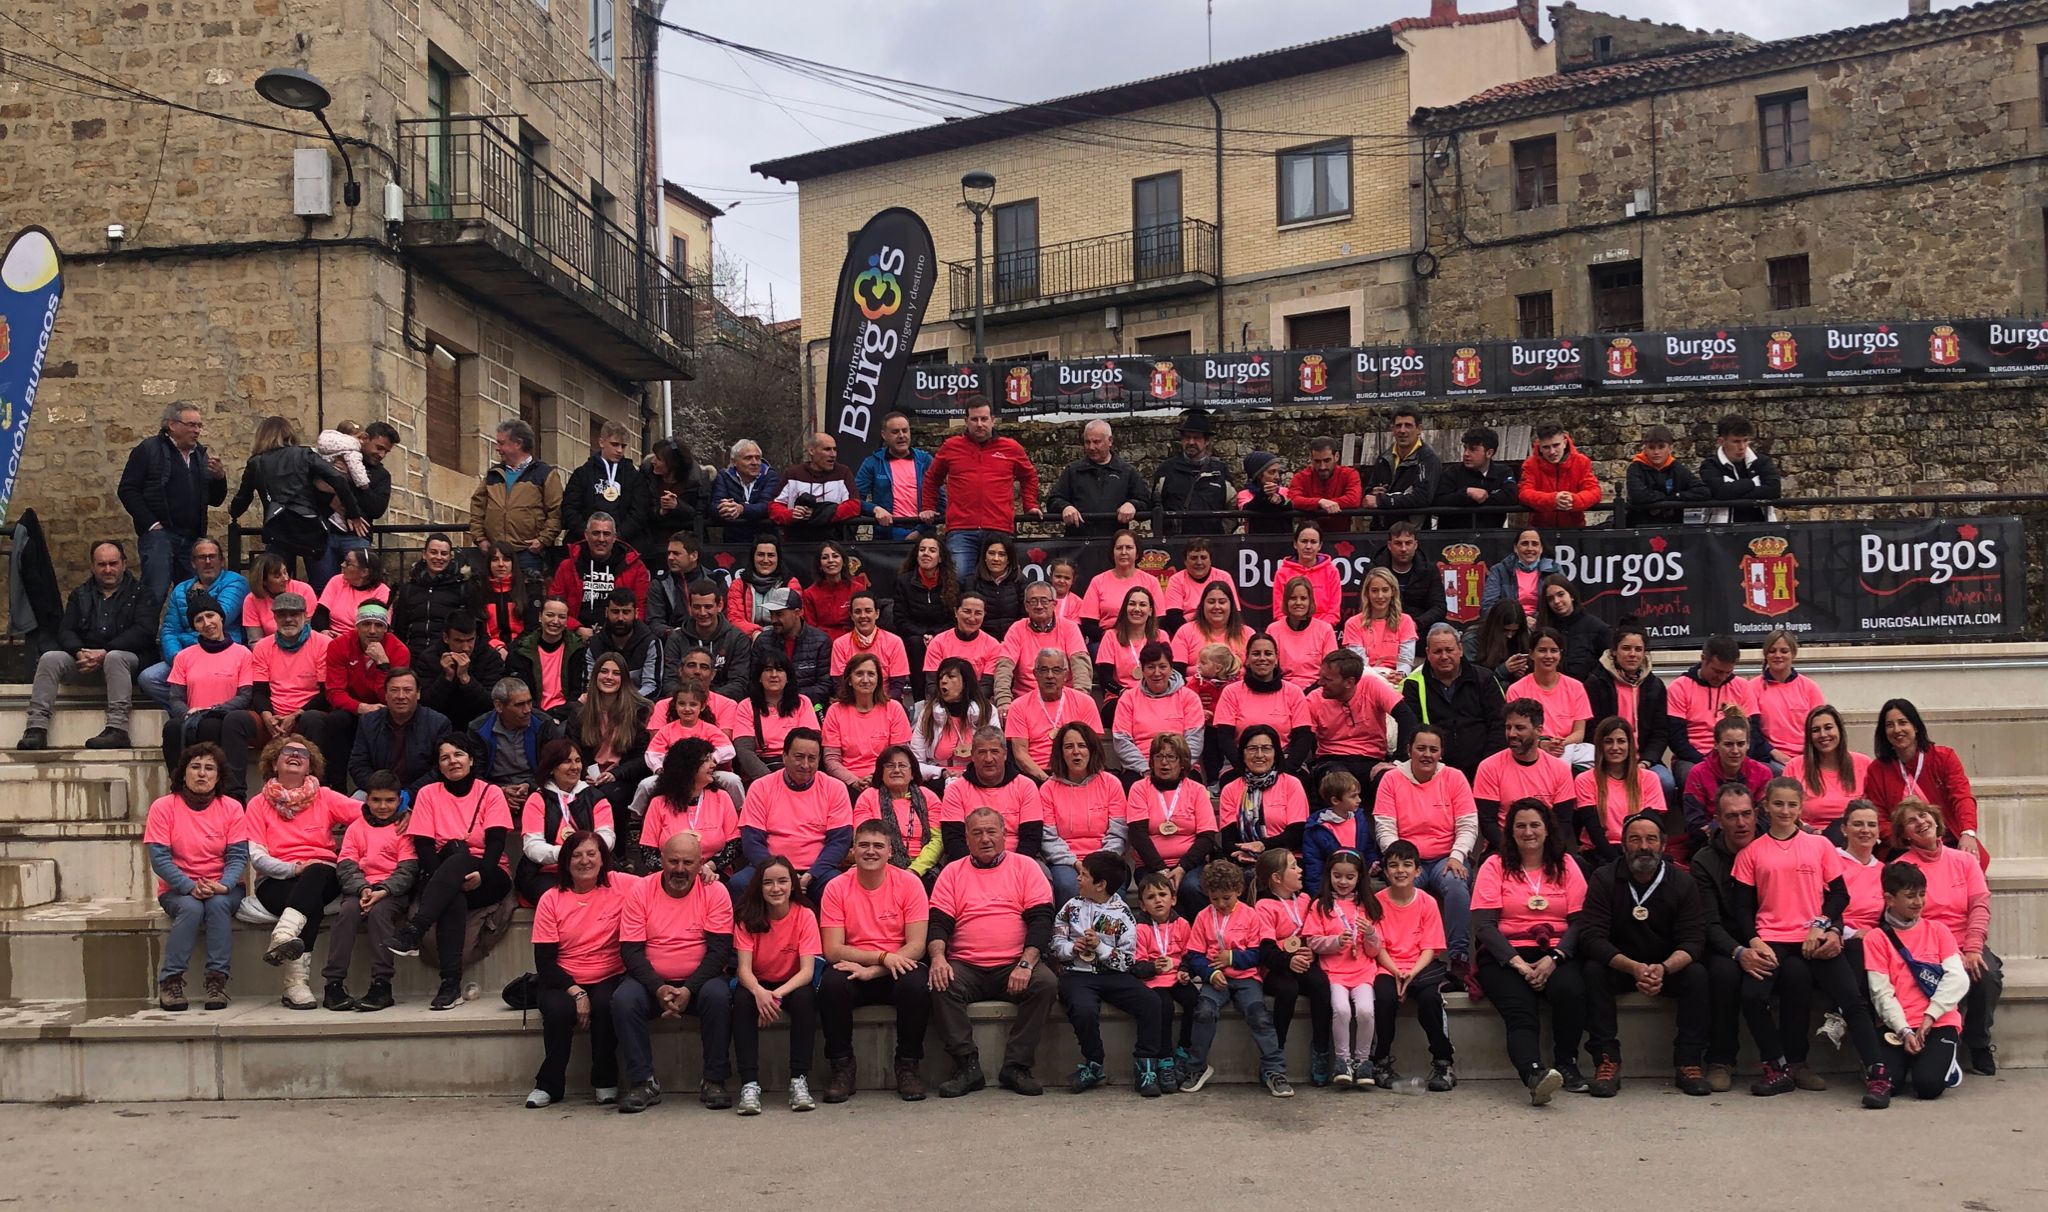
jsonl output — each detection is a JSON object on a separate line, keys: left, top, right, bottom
{"left": 1904, "top": 319, "right": 1984, "bottom": 378}
{"left": 694, "top": 518, "right": 2025, "bottom": 646}
{"left": 1754, "top": 322, "right": 1909, "bottom": 384}
{"left": 1982, "top": 320, "right": 2048, "bottom": 376}
{"left": 901, "top": 363, "right": 988, "bottom": 417}
{"left": 1592, "top": 333, "right": 1659, "bottom": 390}
{"left": 1647, "top": 328, "right": 1746, "bottom": 386}
{"left": 823, "top": 208, "right": 936, "bottom": 465}
{"left": 1491, "top": 337, "right": 1592, "bottom": 397}
{"left": 1285, "top": 349, "right": 1348, "bottom": 404}
{"left": 1347, "top": 344, "right": 1437, "bottom": 402}
{"left": 1177, "top": 351, "right": 1279, "bottom": 407}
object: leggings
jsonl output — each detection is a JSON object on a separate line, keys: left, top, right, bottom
{"left": 1372, "top": 965, "right": 1455, "bottom": 1065}
{"left": 407, "top": 845, "right": 513, "bottom": 979}
{"left": 534, "top": 973, "right": 622, "bottom": 1102}
{"left": 1152, "top": 982, "right": 1198, "bottom": 1053}
{"left": 254, "top": 865, "right": 342, "bottom": 947}
{"left": 1261, "top": 959, "right": 1333, "bottom": 1055}
{"left": 1881, "top": 1025, "right": 1961, "bottom": 1100}
{"left": 1477, "top": 947, "right": 1588, "bottom": 1078}
{"left": 1328, "top": 979, "right": 1376, "bottom": 1064}
{"left": 1740, "top": 941, "right": 1881, "bottom": 1068}
{"left": 733, "top": 980, "right": 818, "bottom": 1083}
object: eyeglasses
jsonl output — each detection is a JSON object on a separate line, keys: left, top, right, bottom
{"left": 279, "top": 747, "right": 312, "bottom": 760}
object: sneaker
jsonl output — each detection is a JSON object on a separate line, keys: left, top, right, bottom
{"left": 937, "top": 1057, "right": 986, "bottom": 1099}
{"left": 1136, "top": 1060, "right": 1162, "bottom": 1099}
{"left": 1862, "top": 1067, "right": 1892, "bottom": 1110}
{"left": 1589, "top": 1056, "right": 1621, "bottom": 1098}
{"left": 1372, "top": 1060, "right": 1398, "bottom": 1090}
{"left": 1427, "top": 1060, "right": 1457, "bottom": 1092}
{"left": 593, "top": 1086, "right": 618, "bottom": 1106}
{"left": 1791, "top": 1063, "right": 1827, "bottom": 1092}
{"left": 1970, "top": 1045, "right": 1998, "bottom": 1077}
{"left": 428, "top": 978, "right": 462, "bottom": 1011}
{"left": 1353, "top": 1059, "right": 1376, "bottom": 1087}
{"left": 1182, "top": 1063, "right": 1216, "bottom": 1093}
{"left": 1331, "top": 1058, "right": 1356, "bottom": 1087}
{"left": 1558, "top": 1061, "right": 1590, "bottom": 1094}
{"left": 894, "top": 1059, "right": 926, "bottom": 1102}
{"left": 1674, "top": 1065, "right": 1712, "bottom": 1096}
{"left": 157, "top": 974, "right": 188, "bottom": 1012}
{"left": 1706, "top": 1063, "right": 1734, "bottom": 1093}
{"left": 998, "top": 1063, "right": 1044, "bottom": 1096}
{"left": 1310, "top": 1050, "right": 1334, "bottom": 1088}
{"left": 385, "top": 926, "right": 422, "bottom": 958}
{"left": 788, "top": 1076, "right": 815, "bottom": 1112}
{"left": 1157, "top": 1056, "right": 1182, "bottom": 1095}
{"left": 824, "top": 1055, "right": 857, "bottom": 1104}
{"left": 525, "top": 1089, "right": 553, "bottom": 1109}
{"left": 355, "top": 978, "right": 394, "bottom": 1012}
{"left": 83, "top": 727, "right": 130, "bottom": 750}
{"left": 14, "top": 727, "right": 47, "bottom": 751}
{"left": 322, "top": 981, "right": 356, "bottom": 1012}
{"left": 1263, "top": 1072, "right": 1295, "bottom": 1098}
{"left": 1069, "top": 1060, "right": 1106, "bottom": 1094}
{"left": 619, "top": 1079, "right": 662, "bottom": 1113}
{"left": 1817, "top": 1010, "right": 1847, "bottom": 1048}
{"left": 203, "top": 971, "right": 230, "bottom": 1010}
{"left": 699, "top": 1079, "right": 732, "bottom": 1110}
{"left": 1751, "top": 1062, "right": 1796, "bottom": 1096}
{"left": 1526, "top": 1068, "right": 1563, "bottom": 1106}
{"left": 736, "top": 1081, "right": 763, "bottom": 1116}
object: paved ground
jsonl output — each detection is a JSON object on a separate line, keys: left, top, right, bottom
{"left": 5, "top": 1074, "right": 2047, "bottom": 1208}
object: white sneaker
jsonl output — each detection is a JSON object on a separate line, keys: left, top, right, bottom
{"left": 524, "top": 1089, "right": 552, "bottom": 1109}
{"left": 789, "top": 1075, "right": 815, "bottom": 1112}
{"left": 593, "top": 1086, "right": 618, "bottom": 1106}
{"left": 737, "top": 1081, "right": 763, "bottom": 1115}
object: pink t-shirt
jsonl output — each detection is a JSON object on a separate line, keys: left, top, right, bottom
{"left": 1217, "top": 773, "right": 1311, "bottom": 841}
{"left": 1896, "top": 844, "right": 1990, "bottom": 953}
{"left": 1472, "top": 854, "right": 1588, "bottom": 948}
{"left": 1128, "top": 778, "right": 1217, "bottom": 866}
{"left": 243, "top": 786, "right": 355, "bottom": 866}
{"left": 1257, "top": 892, "right": 1311, "bottom": 947}
{"left": 142, "top": 794, "right": 247, "bottom": 895}
{"left": 1374, "top": 767, "right": 1477, "bottom": 860}
{"left": 1304, "top": 674, "right": 1404, "bottom": 758}
{"left": 888, "top": 456, "right": 919, "bottom": 519}
{"left": 1751, "top": 672, "right": 1828, "bottom": 757}
{"left": 338, "top": 814, "right": 409, "bottom": 884}
{"left": 1112, "top": 685, "right": 1204, "bottom": 756}
{"left": 735, "top": 903, "right": 822, "bottom": 985}
{"left": 1783, "top": 751, "right": 1873, "bottom": 830}
{"left": 242, "top": 581, "right": 317, "bottom": 638}
{"left": 938, "top": 774, "right": 1043, "bottom": 847}
{"left": 1473, "top": 749, "right": 1576, "bottom": 831}
{"left": 536, "top": 643, "right": 568, "bottom": 712}
{"left": 620, "top": 871, "right": 733, "bottom": 981}
{"left": 1732, "top": 829, "right": 1843, "bottom": 943}
{"left": 1212, "top": 680, "right": 1307, "bottom": 737}
{"left": 1002, "top": 687, "right": 1098, "bottom": 771}
{"left": 1303, "top": 900, "right": 1380, "bottom": 985}
{"left": 1375, "top": 888, "right": 1446, "bottom": 975}
{"left": 1666, "top": 673, "right": 1760, "bottom": 757}
{"left": 1189, "top": 902, "right": 1267, "bottom": 980}
{"left": 169, "top": 643, "right": 253, "bottom": 711}
{"left": 1342, "top": 613, "right": 1416, "bottom": 672}
{"left": 822, "top": 700, "right": 913, "bottom": 779}
{"left": 830, "top": 628, "right": 911, "bottom": 679}
{"left": 854, "top": 787, "right": 935, "bottom": 856}
{"left": 1574, "top": 766, "right": 1668, "bottom": 842}
{"left": 1133, "top": 915, "right": 1191, "bottom": 988}
{"left": 1505, "top": 673, "right": 1594, "bottom": 737}
{"left": 316, "top": 579, "right": 389, "bottom": 634}
{"left": 730, "top": 695, "right": 818, "bottom": 761}
{"left": 640, "top": 788, "right": 739, "bottom": 855}
{"left": 1838, "top": 851, "right": 1884, "bottom": 933}
{"left": 819, "top": 864, "right": 929, "bottom": 955}
{"left": 250, "top": 632, "right": 331, "bottom": 716}
{"left": 1170, "top": 621, "right": 1250, "bottom": 670}
{"left": 1864, "top": 916, "right": 1963, "bottom": 1032}
{"left": 931, "top": 852, "right": 1053, "bottom": 965}
{"left": 1038, "top": 773, "right": 1126, "bottom": 859}
{"left": 1080, "top": 571, "right": 1153, "bottom": 632}
{"left": 999, "top": 620, "right": 1087, "bottom": 696}
{"left": 1162, "top": 568, "right": 1238, "bottom": 618}
{"left": 532, "top": 880, "right": 628, "bottom": 984}
{"left": 1093, "top": 630, "right": 1161, "bottom": 686}
{"left": 924, "top": 627, "right": 1002, "bottom": 676}
{"left": 1268, "top": 620, "right": 1338, "bottom": 690}
{"left": 648, "top": 717, "right": 734, "bottom": 768}
{"left": 739, "top": 774, "right": 854, "bottom": 870}
{"left": 405, "top": 781, "right": 514, "bottom": 862}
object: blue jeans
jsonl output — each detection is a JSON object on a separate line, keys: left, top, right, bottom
{"left": 309, "top": 532, "right": 371, "bottom": 592}
{"left": 139, "top": 529, "right": 194, "bottom": 606}
{"left": 1190, "top": 976, "right": 1285, "bottom": 1078}
{"left": 1416, "top": 855, "right": 1473, "bottom": 963}
{"left": 943, "top": 528, "right": 1006, "bottom": 582}
{"left": 1649, "top": 762, "right": 1677, "bottom": 811}
{"left": 1047, "top": 861, "right": 1080, "bottom": 910}
{"left": 158, "top": 889, "right": 244, "bottom": 980}
{"left": 139, "top": 661, "right": 176, "bottom": 717}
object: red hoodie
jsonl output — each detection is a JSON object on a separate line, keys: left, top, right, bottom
{"left": 1286, "top": 465, "right": 1363, "bottom": 532}
{"left": 1518, "top": 437, "right": 1602, "bottom": 528}
{"left": 922, "top": 432, "right": 1040, "bottom": 533}
{"left": 546, "top": 542, "right": 651, "bottom": 630}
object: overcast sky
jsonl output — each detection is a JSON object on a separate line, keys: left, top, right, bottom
{"left": 654, "top": 0, "right": 1941, "bottom": 319}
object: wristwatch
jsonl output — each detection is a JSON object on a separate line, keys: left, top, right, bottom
{"left": 1016, "top": 958, "right": 1036, "bottom": 971}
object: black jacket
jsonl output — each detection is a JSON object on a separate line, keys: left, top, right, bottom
{"left": 411, "top": 639, "right": 508, "bottom": 723}
{"left": 230, "top": 446, "right": 360, "bottom": 543}
{"left": 1400, "top": 661, "right": 1505, "bottom": 779}
{"left": 57, "top": 573, "right": 159, "bottom": 659}
{"left": 117, "top": 432, "right": 225, "bottom": 538}
{"left": 1551, "top": 609, "right": 1613, "bottom": 683}
{"left": 1431, "top": 459, "right": 1517, "bottom": 529}
{"left": 563, "top": 455, "right": 647, "bottom": 547}
{"left": 1699, "top": 448, "right": 1782, "bottom": 523}
{"left": 1364, "top": 442, "right": 1442, "bottom": 527}
{"left": 661, "top": 617, "right": 752, "bottom": 700}
{"left": 324, "top": 459, "right": 393, "bottom": 531}
{"left": 968, "top": 573, "right": 1024, "bottom": 639}
{"left": 1689, "top": 835, "right": 1747, "bottom": 959}
{"left": 751, "top": 624, "right": 834, "bottom": 705}
{"left": 1151, "top": 452, "right": 1233, "bottom": 535}
{"left": 646, "top": 567, "right": 690, "bottom": 635}
{"left": 1580, "top": 858, "right": 1707, "bottom": 967}
{"left": 893, "top": 570, "right": 954, "bottom": 636}
{"left": 347, "top": 704, "right": 452, "bottom": 794}
{"left": 639, "top": 461, "right": 709, "bottom": 565}
{"left": 1584, "top": 659, "right": 1670, "bottom": 767}
{"left": 1623, "top": 457, "right": 1708, "bottom": 527}
{"left": 391, "top": 560, "right": 482, "bottom": 654}
{"left": 582, "top": 622, "right": 664, "bottom": 700}
{"left": 1047, "top": 455, "right": 1151, "bottom": 535}
{"left": 1372, "top": 552, "right": 1447, "bottom": 638}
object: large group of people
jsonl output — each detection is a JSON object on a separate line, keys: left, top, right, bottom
{"left": 26, "top": 398, "right": 2006, "bottom": 1115}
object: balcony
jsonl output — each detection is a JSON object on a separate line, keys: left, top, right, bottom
{"left": 945, "top": 218, "right": 1217, "bottom": 323}
{"left": 394, "top": 117, "right": 694, "bottom": 380}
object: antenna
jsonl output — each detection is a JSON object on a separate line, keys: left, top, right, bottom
{"left": 1206, "top": 0, "right": 1214, "bottom": 64}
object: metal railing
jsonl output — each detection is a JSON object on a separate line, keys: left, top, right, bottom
{"left": 945, "top": 217, "right": 1218, "bottom": 315}
{"left": 395, "top": 115, "right": 693, "bottom": 348}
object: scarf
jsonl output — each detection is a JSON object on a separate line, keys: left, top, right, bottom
{"left": 196, "top": 634, "right": 232, "bottom": 654}
{"left": 1243, "top": 667, "right": 1284, "bottom": 694}
{"left": 1600, "top": 648, "right": 1649, "bottom": 688}
{"left": 273, "top": 625, "right": 310, "bottom": 653}
{"left": 882, "top": 786, "right": 931, "bottom": 867}
{"left": 261, "top": 777, "right": 322, "bottom": 818}
{"left": 178, "top": 788, "right": 215, "bottom": 813}
{"left": 1238, "top": 766, "right": 1279, "bottom": 837}
{"left": 740, "top": 567, "right": 783, "bottom": 625}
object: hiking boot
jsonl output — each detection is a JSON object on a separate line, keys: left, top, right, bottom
{"left": 736, "top": 1081, "right": 763, "bottom": 1115}
{"left": 1862, "top": 1066, "right": 1893, "bottom": 1110}
{"left": 354, "top": 979, "right": 394, "bottom": 1012}
{"left": 1157, "top": 1055, "right": 1181, "bottom": 1095}
{"left": 1970, "top": 1045, "right": 1997, "bottom": 1077}
{"left": 999, "top": 1063, "right": 1043, "bottom": 1096}
{"left": 1427, "top": 1060, "right": 1457, "bottom": 1092}
{"left": 1751, "top": 1062, "right": 1796, "bottom": 1096}
{"left": 428, "top": 978, "right": 462, "bottom": 1011}
{"left": 1372, "top": 1060, "right": 1398, "bottom": 1090}
{"left": 385, "top": 925, "right": 422, "bottom": 958}
{"left": 1558, "top": 1061, "right": 1590, "bottom": 1094}
{"left": 1525, "top": 1067, "right": 1563, "bottom": 1106}
{"left": 203, "top": 971, "right": 230, "bottom": 1010}
{"left": 1590, "top": 1056, "right": 1622, "bottom": 1098}
{"left": 699, "top": 1079, "right": 732, "bottom": 1110}
{"left": 1791, "top": 1063, "right": 1827, "bottom": 1091}
{"left": 322, "top": 981, "right": 356, "bottom": 1012}
{"left": 894, "top": 1059, "right": 926, "bottom": 1102}
{"left": 84, "top": 727, "right": 130, "bottom": 750}
{"left": 1674, "top": 1065, "right": 1712, "bottom": 1096}
{"left": 1706, "top": 1063, "right": 1734, "bottom": 1093}
{"left": 1310, "top": 1050, "right": 1334, "bottom": 1087}
{"left": 1136, "top": 1059, "right": 1162, "bottom": 1098}
{"left": 937, "top": 1056, "right": 985, "bottom": 1099}
{"left": 788, "top": 1076, "right": 815, "bottom": 1112}
{"left": 619, "top": 1079, "right": 662, "bottom": 1113}
{"left": 1263, "top": 1072, "right": 1295, "bottom": 1098}
{"left": 14, "top": 727, "right": 47, "bottom": 752}
{"left": 823, "top": 1055, "right": 857, "bottom": 1103}
{"left": 1069, "top": 1060, "right": 1106, "bottom": 1094}
{"left": 157, "top": 974, "right": 188, "bottom": 1012}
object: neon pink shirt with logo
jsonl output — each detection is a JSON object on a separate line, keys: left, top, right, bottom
{"left": 1473, "top": 854, "right": 1587, "bottom": 948}
{"left": 1864, "top": 916, "right": 1963, "bottom": 1031}
{"left": 1038, "top": 772, "right": 1126, "bottom": 859}
{"left": 620, "top": 871, "right": 733, "bottom": 980}
{"left": 820, "top": 864, "right": 928, "bottom": 956}
{"left": 532, "top": 880, "right": 628, "bottom": 984}
{"left": 339, "top": 813, "right": 410, "bottom": 884}
{"left": 823, "top": 700, "right": 912, "bottom": 780}
{"left": 931, "top": 852, "right": 1051, "bottom": 966}
{"left": 143, "top": 794, "right": 247, "bottom": 895}
{"left": 1003, "top": 687, "right": 1097, "bottom": 771}
{"left": 1732, "top": 829, "right": 1843, "bottom": 943}
{"left": 739, "top": 774, "right": 853, "bottom": 870}
{"left": 1128, "top": 778, "right": 1215, "bottom": 866}
{"left": 736, "top": 903, "right": 822, "bottom": 985}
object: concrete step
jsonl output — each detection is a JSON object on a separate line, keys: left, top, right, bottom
{"left": 1992, "top": 860, "right": 2048, "bottom": 960}
{"left": 4, "top": 959, "right": 2043, "bottom": 1102}
{"left": 0, "top": 697, "right": 165, "bottom": 749}
{"left": 0, "top": 823, "right": 154, "bottom": 902}
{"left": 0, "top": 859, "right": 56, "bottom": 910}
{"left": 1790, "top": 643, "right": 2048, "bottom": 717}
{"left": 1829, "top": 708, "right": 2043, "bottom": 780}
{"left": 1978, "top": 778, "right": 2048, "bottom": 862}
{"left": 0, "top": 752, "right": 167, "bottom": 823}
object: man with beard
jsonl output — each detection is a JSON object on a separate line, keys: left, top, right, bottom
{"left": 1472, "top": 699, "right": 1575, "bottom": 857}
{"left": 645, "top": 534, "right": 702, "bottom": 637}
{"left": 1579, "top": 812, "right": 1713, "bottom": 1098}
{"left": 662, "top": 580, "right": 751, "bottom": 701}
{"left": 580, "top": 589, "right": 661, "bottom": 699}
{"left": 1150, "top": 409, "right": 1232, "bottom": 536}
{"left": 1689, "top": 783, "right": 1761, "bottom": 1093}
{"left": 547, "top": 512, "right": 650, "bottom": 637}
{"left": 614, "top": 831, "right": 738, "bottom": 1112}
{"left": 752, "top": 587, "right": 834, "bottom": 705}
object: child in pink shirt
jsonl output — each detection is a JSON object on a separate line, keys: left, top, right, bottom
{"left": 1131, "top": 871, "right": 1197, "bottom": 1091}
{"left": 1254, "top": 848, "right": 1335, "bottom": 1084}
{"left": 731, "top": 856, "right": 823, "bottom": 1114}
{"left": 1303, "top": 850, "right": 1388, "bottom": 1086}
{"left": 1183, "top": 859, "right": 1291, "bottom": 1096}
{"left": 1863, "top": 860, "right": 1969, "bottom": 1106}
{"left": 1371, "top": 839, "right": 1457, "bottom": 1090}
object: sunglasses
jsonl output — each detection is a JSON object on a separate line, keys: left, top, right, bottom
{"left": 279, "top": 747, "right": 312, "bottom": 760}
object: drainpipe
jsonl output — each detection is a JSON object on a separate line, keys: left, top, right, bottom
{"left": 1203, "top": 77, "right": 1224, "bottom": 351}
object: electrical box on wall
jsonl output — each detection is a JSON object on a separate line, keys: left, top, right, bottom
{"left": 294, "top": 148, "right": 333, "bottom": 217}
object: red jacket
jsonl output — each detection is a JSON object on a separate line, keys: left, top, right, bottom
{"left": 1865, "top": 744, "right": 1981, "bottom": 848}
{"left": 325, "top": 630, "right": 410, "bottom": 713}
{"left": 1518, "top": 438, "right": 1603, "bottom": 528}
{"left": 800, "top": 574, "right": 868, "bottom": 640}
{"left": 1286, "top": 465, "right": 1363, "bottom": 531}
{"left": 921, "top": 433, "right": 1039, "bottom": 533}
{"left": 546, "top": 542, "right": 651, "bottom": 630}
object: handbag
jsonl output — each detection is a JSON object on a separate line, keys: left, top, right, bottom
{"left": 502, "top": 971, "right": 540, "bottom": 1011}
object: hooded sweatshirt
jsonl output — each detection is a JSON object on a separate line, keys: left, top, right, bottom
{"left": 547, "top": 541, "right": 651, "bottom": 630}
{"left": 1518, "top": 435, "right": 1602, "bottom": 528}
{"left": 1274, "top": 553, "right": 1341, "bottom": 626}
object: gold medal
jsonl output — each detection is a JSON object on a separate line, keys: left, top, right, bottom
{"left": 599, "top": 481, "right": 621, "bottom": 502}
{"left": 1884, "top": 1032, "right": 1903, "bottom": 1047}
{"left": 1279, "top": 935, "right": 1300, "bottom": 953}
{"left": 1157, "top": 820, "right": 1179, "bottom": 837}
{"left": 1526, "top": 895, "right": 1549, "bottom": 911}
{"left": 1631, "top": 905, "right": 1651, "bottom": 922}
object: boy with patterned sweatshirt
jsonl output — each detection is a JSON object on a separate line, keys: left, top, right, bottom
{"left": 1052, "top": 851, "right": 1166, "bottom": 1095}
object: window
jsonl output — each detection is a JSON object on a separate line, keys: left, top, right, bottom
{"left": 1516, "top": 291, "right": 1556, "bottom": 338}
{"left": 1511, "top": 136, "right": 1557, "bottom": 210}
{"left": 521, "top": 381, "right": 559, "bottom": 465}
{"left": 1590, "top": 261, "right": 1645, "bottom": 332}
{"left": 1767, "top": 255, "right": 1811, "bottom": 310}
{"left": 426, "top": 345, "right": 468, "bottom": 473}
{"left": 1135, "top": 331, "right": 1193, "bottom": 357}
{"left": 993, "top": 350, "right": 1049, "bottom": 365}
{"left": 588, "top": 0, "right": 615, "bottom": 74}
{"left": 1277, "top": 139, "right": 1351, "bottom": 224}
{"left": 590, "top": 181, "right": 619, "bottom": 300}
{"left": 2039, "top": 46, "right": 2048, "bottom": 125}
{"left": 1759, "top": 91, "right": 1809, "bottom": 171}
{"left": 907, "top": 347, "right": 951, "bottom": 365}
{"left": 1286, "top": 308, "right": 1351, "bottom": 349}
{"left": 1594, "top": 35, "right": 1613, "bottom": 62}
{"left": 670, "top": 234, "right": 688, "bottom": 272}
{"left": 425, "top": 57, "right": 453, "bottom": 217}
{"left": 1133, "top": 172, "right": 1184, "bottom": 279}
{"left": 994, "top": 199, "right": 1039, "bottom": 304}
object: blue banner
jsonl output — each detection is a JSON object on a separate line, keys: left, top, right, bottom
{"left": 0, "top": 227, "right": 64, "bottom": 528}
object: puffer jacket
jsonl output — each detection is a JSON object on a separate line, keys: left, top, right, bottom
{"left": 391, "top": 559, "right": 482, "bottom": 654}
{"left": 1517, "top": 437, "right": 1602, "bottom": 529}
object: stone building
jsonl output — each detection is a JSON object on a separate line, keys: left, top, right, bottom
{"left": 0, "top": 0, "right": 690, "bottom": 576}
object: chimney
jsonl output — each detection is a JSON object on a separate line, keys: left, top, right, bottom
{"left": 1908, "top": 0, "right": 1930, "bottom": 13}
{"left": 1517, "top": 0, "right": 1539, "bottom": 36}
{"left": 1431, "top": 0, "right": 1458, "bottom": 20}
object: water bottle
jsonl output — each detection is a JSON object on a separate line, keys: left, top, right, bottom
{"left": 1388, "top": 1076, "right": 1426, "bottom": 1095}
{"left": 462, "top": 980, "right": 481, "bottom": 1002}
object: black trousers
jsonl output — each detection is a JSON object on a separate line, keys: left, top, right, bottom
{"left": 1476, "top": 947, "right": 1587, "bottom": 1077}
{"left": 1705, "top": 952, "right": 1745, "bottom": 1067}
{"left": 1583, "top": 959, "right": 1710, "bottom": 1067}
{"left": 818, "top": 963, "right": 931, "bottom": 1062}
{"left": 534, "top": 973, "right": 622, "bottom": 1101}
{"left": 1261, "top": 958, "right": 1333, "bottom": 1054}
{"left": 1372, "top": 963, "right": 1455, "bottom": 1064}
{"left": 733, "top": 980, "right": 818, "bottom": 1083}
{"left": 407, "top": 845, "right": 512, "bottom": 979}
{"left": 1153, "top": 982, "right": 1198, "bottom": 1052}
{"left": 514, "top": 864, "right": 556, "bottom": 908}
{"left": 1739, "top": 941, "right": 1881, "bottom": 1068}
{"left": 1963, "top": 946, "right": 2003, "bottom": 1052}
{"left": 1060, "top": 969, "right": 1166, "bottom": 1062}
{"left": 254, "top": 865, "right": 342, "bottom": 947}
{"left": 613, "top": 977, "right": 733, "bottom": 1085}
{"left": 1881, "top": 1025, "right": 1961, "bottom": 1100}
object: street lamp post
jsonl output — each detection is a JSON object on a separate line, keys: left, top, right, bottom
{"left": 961, "top": 170, "right": 996, "bottom": 363}
{"left": 255, "top": 66, "right": 361, "bottom": 208}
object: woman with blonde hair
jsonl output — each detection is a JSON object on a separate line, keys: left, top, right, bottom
{"left": 1343, "top": 566, "right": 1414, "bottom": 683}
{"left": 230, "top": 414, "right": 362, "bottom": 579}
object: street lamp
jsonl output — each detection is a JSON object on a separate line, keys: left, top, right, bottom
{"left": 256, "top": 66, "right": 360, "bottom": 208}
{"left": 960, "top": 170, "right": 996, "bottom": 362}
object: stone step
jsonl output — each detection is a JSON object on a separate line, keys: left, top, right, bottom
{"left": 0, "top": 823, "right": 156, "bottom": 902}
{"left": 0, "top": 859, "right": 56, "bottom": 910}
{"left": 4, "top": 958, "right": 2043, "bottom": 1102}
{"left": 1978, "top": 778, "right": 2048, "bottom": 862}
{"left": 1992, "top": 860, "right": 2048, "bottom": 960}
{"left": 1790, "top": 643, "right": 2048, "bottom": 716}
{"left": 0, "top": 701, "right": 164, "bottom": 749}
{"left": 0, "top": 752, "right": 168, "bottom": 823}
{"left": 1828, "top": 708, "right": 2043, "bottom": 780}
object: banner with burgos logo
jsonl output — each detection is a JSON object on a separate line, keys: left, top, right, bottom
{"left": 1491, "top": 338, "right": 1590, "bottom": 396}
{"left": 824, "top": 208, "right": 936, "bottom": 466}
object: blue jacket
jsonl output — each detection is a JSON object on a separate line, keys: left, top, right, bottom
{"left": 467, "top": 708, "right": 560, "bottom": 782}
{"left": 855, "top": 447, "right": 943, "bottom": 540}
{"left": 1303, "top": 807, "right": 1380, "bottom": 897}
{"left": 1477, "top": 557, "right": 1561, "bottom": 618}
{"left": 711, "top": 466, "right": 781, "bottom": 545}
{"left": 159, "top": 570, "right": 250, "bottom": 660}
